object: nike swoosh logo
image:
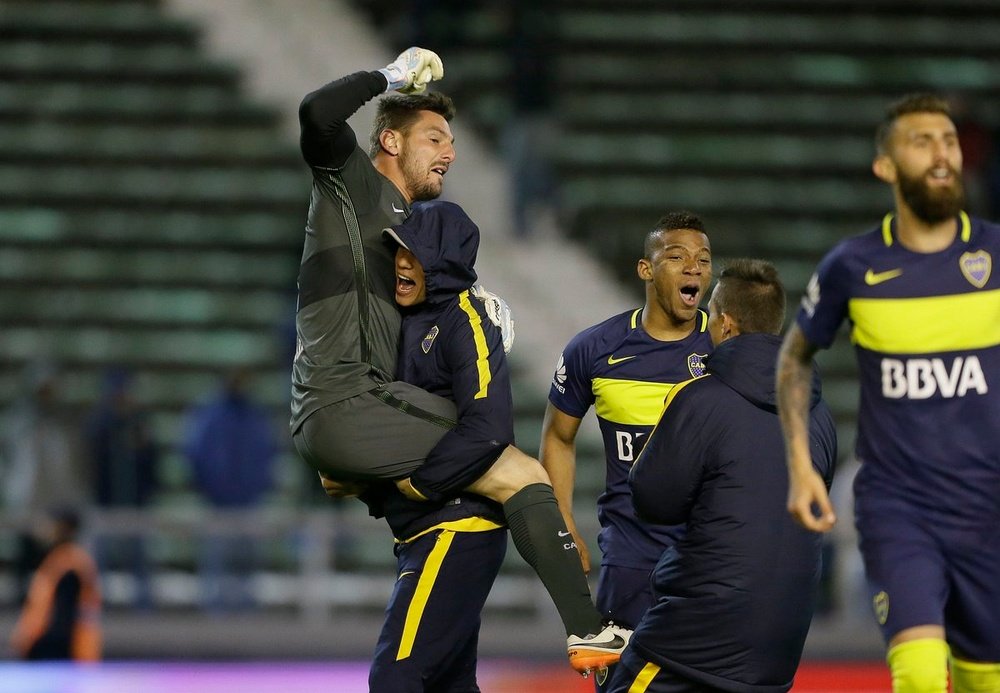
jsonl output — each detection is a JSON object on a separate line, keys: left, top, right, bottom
{"left": 392, "top": 203, "right": 406, "bottom": 214}
{"left": 397, "top": 570, "right": 415, "bottom": 581}
{"left": 864, "top": 268, "right": 903, "bottom": 285}
{"left": 558, "top": 530, "right": 572, "bottom": 537}
{"left": 607, "top": 354, "right": 636, "bottom": 366}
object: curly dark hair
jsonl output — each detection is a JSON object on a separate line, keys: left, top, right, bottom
{"left": 643, "top": 211, "right": 708, "bottom": 259}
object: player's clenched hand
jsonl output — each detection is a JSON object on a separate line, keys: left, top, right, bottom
{"left": 318, "top": 472, "right": 367, "bottom": 499}
{"left": 378, "top": 47, "right": 444, "bottom": 95}
{"left": 786, "top": 464, "right": 836, "bottom": 533}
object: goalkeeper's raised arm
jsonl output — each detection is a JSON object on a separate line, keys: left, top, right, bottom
{"left": 298, "top": 47, "right": 444, "bottom": 170}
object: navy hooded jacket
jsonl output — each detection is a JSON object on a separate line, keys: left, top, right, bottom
{"left": 385, "top": 201, "right": 514, "bottom": 501}
{"left": 628, "top": 333, "right": 837, "bottom": 693}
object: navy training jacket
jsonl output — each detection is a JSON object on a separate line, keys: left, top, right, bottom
{"left": 388, "top": 201, "right": 514, "bottom": 502}
{"left": 628, "top": 333, "right": 837, "bottom": 693}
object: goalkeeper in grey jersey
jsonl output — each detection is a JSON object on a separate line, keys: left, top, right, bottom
{"left": 292, "top": 48, "right": 628, "bottom": 674}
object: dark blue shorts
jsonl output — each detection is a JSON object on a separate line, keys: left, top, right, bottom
{"left": 606, "top": 648, "right": 726, "bottom": 693}
{"left": 856, "top": 492, "right": 1000, "bottom": 661}
{"left": 591, "top": 565, "right": 655, "bottom": 692}
{"left": 368, "top": 524, "right": 507, "bottom": 693}
{"left": 596, "top": 564, "right": 655, "bottom": 630}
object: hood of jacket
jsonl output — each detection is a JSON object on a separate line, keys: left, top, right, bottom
{"left": 384, "top": 200, "right": 479, "bottom": 306}
{"left": 706, "top": 332, "right": 823, "bottom": 413}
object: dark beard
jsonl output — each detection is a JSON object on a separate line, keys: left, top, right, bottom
{"left": 897, "top": 168, "right": 965, "bottom": 223}
{"left": 401, "top": 156, "right": 442, "bottom": 202}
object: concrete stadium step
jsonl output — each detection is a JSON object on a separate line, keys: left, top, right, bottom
{"left": 561, "top": 92, "right": 891, "bottom": 132}
{"left": 0, "top": 285, "right": 293, "bottom": 327}
{"left": 0, "top": 82, "right": 277, "bottom": 126}
{"left": 0, "top": 246, "right": 295, "bottom": 289}
{"left": 0, "top": 0, "right": 194, "bottom": 42}
{"left": 561, "top": 173, "right": 888, "bottom": 216}
{"left": 0, "top": 324, "right": 282, "bottom": 368}
{"left": 0, "top": 121, "right": 299, "bottom": 164}
{"left": 0, "top": 208, "right": 302, "bottom": 248}
{"left": 559, "top": 52, "right": 1000, "bottom": 92}
{"left": 0, "top": 162, "right": 306, "bottom": 206}
{"left": 556, "top": 131, "right": 873, "bottom": 170}
{"left": 559, "top": 9, "right": 1000, "bottom": 53}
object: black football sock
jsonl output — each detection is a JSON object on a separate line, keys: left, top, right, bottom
{"left": 503, "top": 483, "right": 602, "bottom": 638}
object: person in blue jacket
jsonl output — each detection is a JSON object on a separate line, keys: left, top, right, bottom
{"left": 362, "top": 200, "right": 627, "bottom": 683}
{"left": 611, "top": 259, "right": 838, "bottom": 693}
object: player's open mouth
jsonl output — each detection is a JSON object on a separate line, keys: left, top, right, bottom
{"left": 927, "top": 167, "right": 955, "bottom": 185}
{"left": 397, "top": 274, "right": 417, "bottom": 295}
{"left": 679, "top": 285, "right": 700, "bottom": 307}
{"left": 431, "top": 165, "right": 447, "bottom": 178}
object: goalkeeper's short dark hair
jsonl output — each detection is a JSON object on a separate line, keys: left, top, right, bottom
{"left": 369, "top": 92, "right": 456, "bottom": 158}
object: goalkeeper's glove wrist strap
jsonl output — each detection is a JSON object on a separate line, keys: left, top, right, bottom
{"left": 377, "top": 66, "right": 406, "bottom": 93}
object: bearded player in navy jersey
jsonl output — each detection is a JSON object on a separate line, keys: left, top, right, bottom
{"left": 541, "top": 211, "right": 713, "bottom": 690}
{"left": 778, "top": 93, "right": 1000, "bottom": 693}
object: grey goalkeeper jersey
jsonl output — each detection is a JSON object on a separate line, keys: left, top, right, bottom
{"left": 290, "top": 71, "right": 409, "bottom": 432}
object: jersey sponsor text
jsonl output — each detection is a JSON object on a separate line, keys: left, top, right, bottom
{"left": 880, "top": 355, "right": 988, "bottom": 399}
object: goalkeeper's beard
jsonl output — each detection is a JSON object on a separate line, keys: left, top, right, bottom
{"left": 401, "top": 155, "right": 443, "bottom": 202}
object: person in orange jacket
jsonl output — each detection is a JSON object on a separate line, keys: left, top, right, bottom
{"left": 10, "top": 508, "right": 102, "bottom": 661}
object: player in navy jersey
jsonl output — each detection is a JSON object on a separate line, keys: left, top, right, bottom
{"left": 541, "top": 211, "right": 713, "bottom": 690}
{"left": 777, "top": 93, "right": 1000, "bottom": 693}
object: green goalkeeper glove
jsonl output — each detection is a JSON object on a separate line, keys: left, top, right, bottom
{"left": 378, "top": 47, "right": 444, "bottom": 95}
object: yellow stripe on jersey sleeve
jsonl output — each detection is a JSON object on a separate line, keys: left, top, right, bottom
{"left": 592, "top": 378, "right": 677, "bottom": 425}
{"left": 849, "top": 288, "right": 1000, "bottom": 353}
{"left": 458, "top": 290, "right": 492, "bottom": 399}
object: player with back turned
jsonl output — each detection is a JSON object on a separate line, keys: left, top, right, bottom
{"left": 777, "top": 93, "right": 1000, "bottom": 693}
{"left": 609, "top": 259, "right": 837, "bottom": 693}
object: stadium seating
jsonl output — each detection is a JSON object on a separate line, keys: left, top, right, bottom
{"left": 0, "top": 3, "right": 304, "bottom": 394}
{"left": 0, "top": 0, "right": 311, "bottom": 600}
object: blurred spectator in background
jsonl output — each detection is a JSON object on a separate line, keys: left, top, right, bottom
{"left": 501, "top": 0, "right": 560, "bottom": 240}
{"left": 1, "top": 360, "right": 88, "bottom": 601}
{"left": 10, "top": 507, "right": 102, "bottom": 661}
{"left": 84, "top": 367, "right": 159, "bottom": 610}
{"left": 182, "top": 368, "right": 277, "bottom": 612}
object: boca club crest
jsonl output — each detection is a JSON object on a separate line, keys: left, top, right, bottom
{"left": 421, "top": 326, "right": 440, "bottom": 353}
{"left": 687, "top": 353, "right": 707, "bottom": 378}
{"left": 960, "top": 250, "right": 991, "bottom": 288}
